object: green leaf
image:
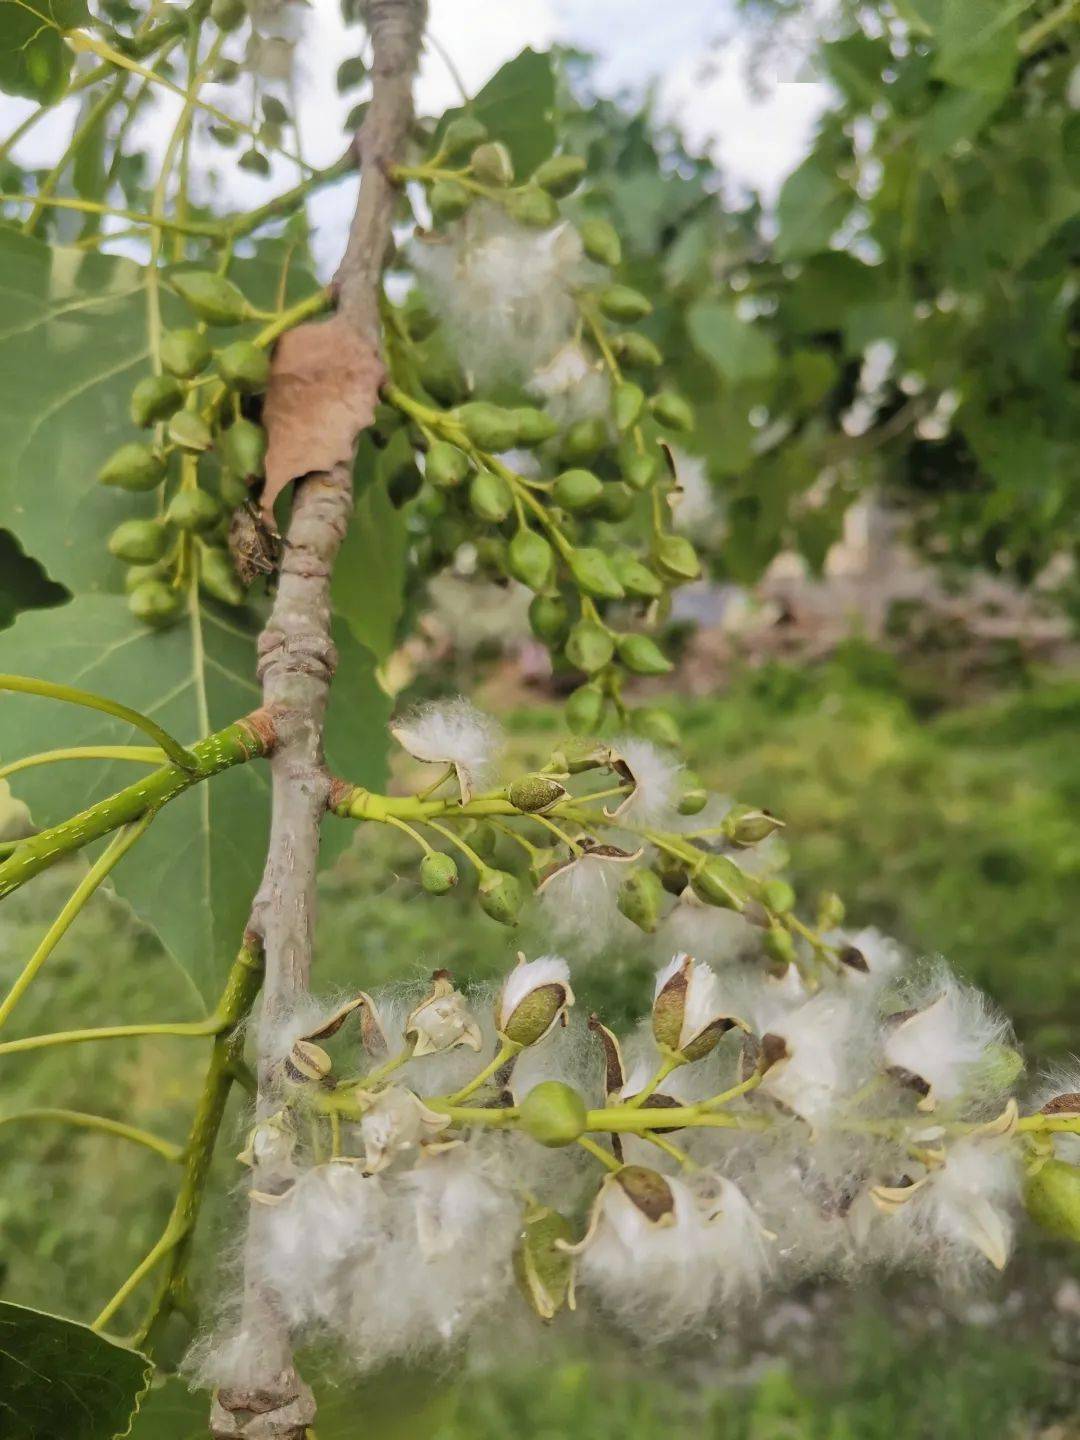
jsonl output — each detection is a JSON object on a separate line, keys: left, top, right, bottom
{"left": 775, "top": 155, "right": 851, "bottom": 262}
{"left": 932, "top": 0, "right": 1019, "bottom": 94}
{"left": 687, "top": 299, "right": 779, "bottom": 385}
{"left": 0, "top": 598, "right": 390, "bottom": 1005}
{"left": 331, "top": 441, "right": 408, "bottom": 663}
{"left": 0, "top": 0, "right": 88, "bottom": 102}
{"left": 0, "top": 1300, "right": 150, "bottom": 1440}
{"left": 439, "top": 49, "right": 555, "bottom": 178}
{"left": 916, "top": 86, "right": 1006, "bottom": 160}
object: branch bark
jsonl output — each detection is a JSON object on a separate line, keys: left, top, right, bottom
{"left": 210, "top": 4, "right": 426, "bottom": 1436}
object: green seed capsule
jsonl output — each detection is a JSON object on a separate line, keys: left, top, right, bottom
{"left": 508, "top": 774, "right": 567, "bottom": 814}
{"left": 420, "top": 851, "right": 459, "bottom": 895}
{"left": 565, "top": 682, "right": 605, "bottom": 734}
{"left": 128, "top": 579, "right": 182, "bottom": 628}
{"left": 477, "top": 867, "right": 522, "bottom": 926}
{"left": 425, "top": 440, "right": 470, "bottom": 489}
{"left": 456, "top": 401, "right": 520, "bottom": 453}
{"left": 596, "top": 481, "right": 635, "bottom": 523}
{"left": 519, "top": 1081, "right": 586, "bottom": 1146}
{"left": 170, "top": 270, "right": 249, "bottom": 326}
{"left": 160, "top": 328, "right": 211, "bottom": 379}
{"left": 529, "top": 593, "right": 570, "bottom": 645}
{"left": 764, "top": 925, "right": 798, "bottom": 967}
{"left": 439, "top": 115, "right": 488, "bottom": 159}
{"left": 198, "top": 546, "right": 246, "bottom": 606}
{"left": 568, "top": 547, "right": 625, "bottom": 601}
{"left": 565, "top": 618, "right": 614, "bottom": 673}
{"left": 511, "top": 407, "right": 557, "bottom": 447}
{"left": 218, "top": 470, "right": 251, "bottom": 509}
{"left": 651, "top": 391, "right": 695, "bottom": 432}
{"left": 613, "top": 380, "right": 645, "bottom": 432}
{"left": 611, "top": 550, "right": 663, "bottom": 599}
{"left": 211, "top": 0, "right": 246, "bottom": 30}
{"left": 430, "top": 178, "right": 471, "bottom": 223}
{"left": 130, "top": 374, "right": 183, "bottom": 428}
{"left": 553, "top": 468, "right": 604, "bottom": 513}
{"left": 415, "top": 338, "right": 467, "bottom": 406}
{"left": 1025, "top": 1159, "right": 1080, "bottom": 1242}
{"left": 222, "top": 418, "right": 267, "bottom": 479}
{"left": 469, "top": 141, "right": 513, "bottom": 187}
{"left": 238, "top": 148, "right": 270, "bottom": 176}
{"left": 655, "top": 851, "right": 689, "bottom": 896}
{"left": 336, "top": 54, "right": 367, "bottom": 91}
{"left": 617, "top": 867, "right": 666, "bottom": 933}
{"left": 579, "top": 217, "right": 621, "bottom": 268}
{"left": 123, "top": 562, "right": 167, "bottom": 594}
{"left": 215, "top": 340, "right": 271, "bottom": 393}
{"left": 469, "top": 468, "right": 513, "bottom": 523}
{"left": 612, "top": 331, "right": 663, "bottom": 368}
{"left": 631, "top": 706, "right": 681, "bottom": 749}
{"left": 653, "top": 533, "right": 701, "bottom": 582}
{"left": 761, "top": 878, "right": 796, "bottom": 914}
{"left": 534, "top": 154, "right": 587, "bottom": 198}
{"left": 677, "top": 778, "right": 708, "bottom": 816}
{"left": 168, "top": 410, "right": 213, "bottom": 451}
{"left": 401, "top": 292, "right": 438, "bottom": 341}
{"left": 559, "top": 416, "right": 608, "bottom": 464}
{"left": 616, "top": 632, "right": 673, "bottom": 676}
{"left": 623, "top": 451, "right": 660, "bottom": 490}
{"left": 691, "top": 855, "right": 754, "bottom": 912}
{"left": 506, "top": 186, "right": 558, "bottom": 228}
{"left": 107, "top": 519, "right": 168, "bottom": 564}
{"left": 166, "top": 489, "right": 221, "bottom": 534}
{"left": 597, "top": 284, "right": 652, "bottom": 322}
{"left": 98, "top": 442, "right": 164, "bottom": 492}
{"left": 508, "top": 528, "right": 555, "bottom": 591}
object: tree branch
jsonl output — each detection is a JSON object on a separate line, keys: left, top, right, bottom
{"left": 211, "top": 4, "right": 426, "bottom": 1435}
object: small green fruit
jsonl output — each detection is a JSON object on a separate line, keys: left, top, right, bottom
{"left": 723, "top": 804, "right": 784, "bottom": 846}
{"left": 170, "top": 270, "right": 249, "bottom": 326}
{"left": 611, "top": 550, "right": 663, "bottom": 599}
{"left": 597, "top": 284, "right": 652, "bottom": 322}
{"left": 617, "top": 632, "right": 673, "bottom": 676}
{"left": 519, "top": 1082, "right": 587, "bottom": 1147}
{"left": 579, "top": 217, "right": 621, "bottom": 267}
{"left": 653, "top": 532, "right": 701, "bottom": 582}
{"left": 469, "top": 141, "right": 514, "bottom": 186}
{"left": 617, "top": 867, "right": 666, "bottom": 933}
{"left": 559, "top": 416, "right": 608, "bottom": 464}
{"left": 565, "top": 682, "right": 605, "bottom": 734}
{"left": 123, "top": 562, "right": 167, "bottom": 594}
{"left": 677, "top": 778, "right": 708, "bottom": 816}
{"left": 631, "top": 707, "right": 681, "bottom": 749}
{"left": 210, "top": 0, "right": 245, "bottom": 30}
{"left": 623, "top": 450, "right": 660, "bottom": 490}
{"left": 568, "top": 547, "right": 624, "bottom": 601}
{"left": 529, "top": 593, "right": 570, "bottom": 644}
{"left": 456, "top": 401, "right": 520, "bottom": 453}
{"left": 508, "top": 774, "right": 567, "bottom": 814}
{"left": 439, "top": 115, "right": 488, "bottom": 159}
{"left": 238, "top": 148, "right": 270, "bottom": 176}
{"left": 425, "top": 440, "right": 470, "bottom": 489}
{"left": 222, "top": 418, "right": 267, "bottom": 479}
{"left": 168, "top": 411, "right": 213, "bottom": 451}
{"left": 430, "top": 178, "right": 471, "bottom": 223}
{"left": 761, "top": 877, "right": 796, "bottom": 914}
{"left": 218, "top": 470, "right": 250, "bottom": 508}
{"left": 198, "top": 546, "right": 245, "bottom": 606}
{"left": 764, "top": 925, "right": 798, "bottom": 967}
{"left": 511, "top": 407, "right": 557, "bottom": 447}
{"left": 613, "top": 380, "right": 645, "bottom": 432}
{"left": 596, "top": 481, "right": 635, "bottom": 523}
{"left": 128, "top": 579, "right": 182, "bottom": 628}
{"left": 553, "top": 468, "right": 604, "bottom": 513}
{"left": 160, "top": 328, "right": 212, "bottom": 379}
{"left": 506, "top": 186, "right": 558, "bottom": 228}
{"left": 1025, "top": 1159, "right": 1080, "bottom": 1240}
{"left": 477, "top": 867, "right": 522, "bottom": 926}
{"left": 612, "top": 331, "right": 662, "bottom": 368}
{"left": 108, "top": 520, "right": 168, "bottom": 564}
{"left": 98, "top": 443, "right": 164, "bottom": 492}
{"left": 565, "top": 618, "right": 614, "bottom": 673}
{"left": 130, "top": 374, "right": 183, "bottom": 428}
{"left": 166, "top": 489, "right": 221, "bottom": 533}
{"left": 469, "top": 468, "right": 513, "bottom": 523}
{"left": 691, "top": 855, "right": 754, "bottom": 912}
{"left": 534, "top": 154, "right": 587, "bottom": 197}
{"left": 508, "top": 528, "right": 555, "bottom": 591}
{"left": 651, "top": 391, "right": 695, "bottom": 432}
{"left": 420, "top": 851, "right": 459, "bottom": 895}
{"left": 216, "top": 340, "right": 271, "bottom": 393}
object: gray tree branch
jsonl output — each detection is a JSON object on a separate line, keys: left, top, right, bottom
{"left": 210, "top": 4, "right": 426, "bottom": 1435}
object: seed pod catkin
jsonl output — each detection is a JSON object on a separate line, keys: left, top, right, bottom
{"left": 108, "top": 520, "right": 168, "bottom": 564}
{"left": 469, "top": 468, "right": 512, "bottom": 524}
{"left": 506, "top": 186, "right": 558, "bottom": 228}
{"left": 420, "top": 851, "right": 459, "bottom": 895}
{"left": 166, "top": 489, "right": 221, "bottom": 534}
{"left": 612, "top": 331, "right": 662, "bottom": 368}
{"left": 568, "top": 547, "right": 624, "bottom": 601}
{"left": 160, "top": 328, "right": 211, "bottom": 378}
{"left": 477, "top": 868, "right": 522, "bottom": 926}
{"left": 130, "top": 374, "right": 183, "bottom": 428}
{"left": 222, "top": 418, "right": 267, "bottom": 479}
{"left": 98, "top": 443, "right": 164, "bottom": 492}
{"left": 469, "top": 141, "right": 513, "bottom": 186}
{"left": 617, "top": 632, "right": 673, "bottom": 676}
{"left": 597, "top": 482, "right": 635, "bottom": 523}
{"left": 529, "top": 594, "right": 570, "bottom": 644}
{"left": 651, "top": 391, "right": 695, "bottom": 432}
{"left": 511, "top": 407, "right": 557, "bottom": 447}
{"left": 168, "top": 411, "right": 213, "bottom": 451}
{"left": 129, "top": 579, "right": 182, "bottom": 628}
{"left": 597, "top": 284, "right": 652, "bottom": 322}
{"left": 611, "top": 551, "right": 663, "bottom": 599}
{"left": 565, "top": 682, "right": 605, "bottom": 734}
{"left": 565, "top": 618, "right": 614, "bottom": 673}
{"left": 198, "top": 546, "right": 246, "bottom": 606}
{"left": 653, "top": 532, "right": 701, "bottom": 582}
{"left": 508, "top": 528, "right": 555, "bottom": 591}
{"left": 439, "top": 115, "right": 488, "bottom": 159}
{"left": 534, "top": 154, "right": 587, "bottom": 197}
{"left": 579, "top": 217, "right": 621, "bottom": 267}
{"left": 456, "top": 401, "right": 520, "bottom": 453}
{"left": 430, "top": 179, "right": 471, "bottom": 223}
{"left": 215, "top": 340, "right": 271, "bottom": 393}
{"left": 613, "top": 381, "right": 645, "bottom": 431}
{"left": 426, "top": 440, "right": 470, "bottom": 489}
{"left": 617, "top": 867, "right": 666, "bottom": 933}
{"left": 170, "top": 270, "right": 249, "bottom": 326}
{"left": 553, "top": 468, "right": 604, "bottom": 513}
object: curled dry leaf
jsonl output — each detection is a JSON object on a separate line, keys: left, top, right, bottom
{"left": 260, "top": 314, "right": 386, "bottom": 521}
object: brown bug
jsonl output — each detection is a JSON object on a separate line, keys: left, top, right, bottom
{"left": 228, "top": 501, "right": 284, "bottom": 588}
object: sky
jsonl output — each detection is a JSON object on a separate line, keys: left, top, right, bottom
{"left": 1, "top": 0, "right": 830, "bottom": 273}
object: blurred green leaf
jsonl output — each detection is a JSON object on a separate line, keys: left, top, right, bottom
{"left": 332, "top": 442, "right": 408, "bottom": 663}
{"left": 774, "top": 155, "right": 851, "bottom": 261}
{"left": 0, "top": 0, "right": 88, "bottom": 103}
{"left": 932, "top": 0, "right": 1018, "bottom": 94}
{"left": 687, "top": 299, "right": 779, "bottom": 385}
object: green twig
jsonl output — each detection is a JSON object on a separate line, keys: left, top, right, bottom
{"left": 0, "top": 674, "right": 197, "bottom": 771}
{"left": 0, "top": 1107, "right": 182, "bottom": 1162}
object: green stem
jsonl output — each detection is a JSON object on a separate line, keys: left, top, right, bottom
{"left": 623, "top": 1053, "right": 683, "bottom": 1109}
{"left": 1019, "top": 0, "right": 1077, "bottom": 51}
{"left": 0, "top": 674, "right": 197, "bottom": 771}
{"left": 445, "top": 1039, "right": 522, "bottom": 1104}
{"left": 0, "top": 715, "right": 272, "bottom": 905}
{"left": 577, "top": 1135, "right": 621, "bottom": 1172}
{"left": 0, "top": 191, "right": 221, "bottom": 236}
{"left": 225, "top": 150, "right": 355, "bottom": 241}
{"left": 420, "top": 817, "right": 490, "bottom": 874}
{"left": 22, "top": 74, "right": 127, "bottom": 236}
{"left": 0, "top": 1108, "right": 182, "bottom": 1161}
{"left": 0, "top": 1011, "right": 226, "bottom": 1058}
{"left": 0, "top": 745, "right": 163, "bottom": 783}
{"left": 0, "top": 813, "right": 154, "bottom": 1030}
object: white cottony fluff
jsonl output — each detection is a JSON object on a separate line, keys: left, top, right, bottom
{"left": 528, "top": 340, "right": 611, "bottom": 424}
{"left": 390, "top": 696, "right": 502, "bottom": 803}
{"left": 497, "top": 954, "right": 572, "bottom": 1035}
{"left": 898, "top": 1140, "right": 1020, "bottom": 1273}
{"left": 653, "top": 953, "right": 738, "bottom": 1050}
{"left": 537, "top": 850, "right": 638, "bottom": 954}
{"left": 610, "top": 737, "right": 682, "bottom": 823}
{"left": 884, "top": 971, "right": 1009, "bottom": 1105}
{"left": 412, "top": 207, "right": 587, "bottom": 391}
{"left": 759, "top": 991, "right": 867, "bottom": 1125}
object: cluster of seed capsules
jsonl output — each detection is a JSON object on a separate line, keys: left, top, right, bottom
{"left": 96, "top": 268, "right": 273, "bottom": 627}
{"left": 374, "top": 119, "right": 702, "bottom": 737}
